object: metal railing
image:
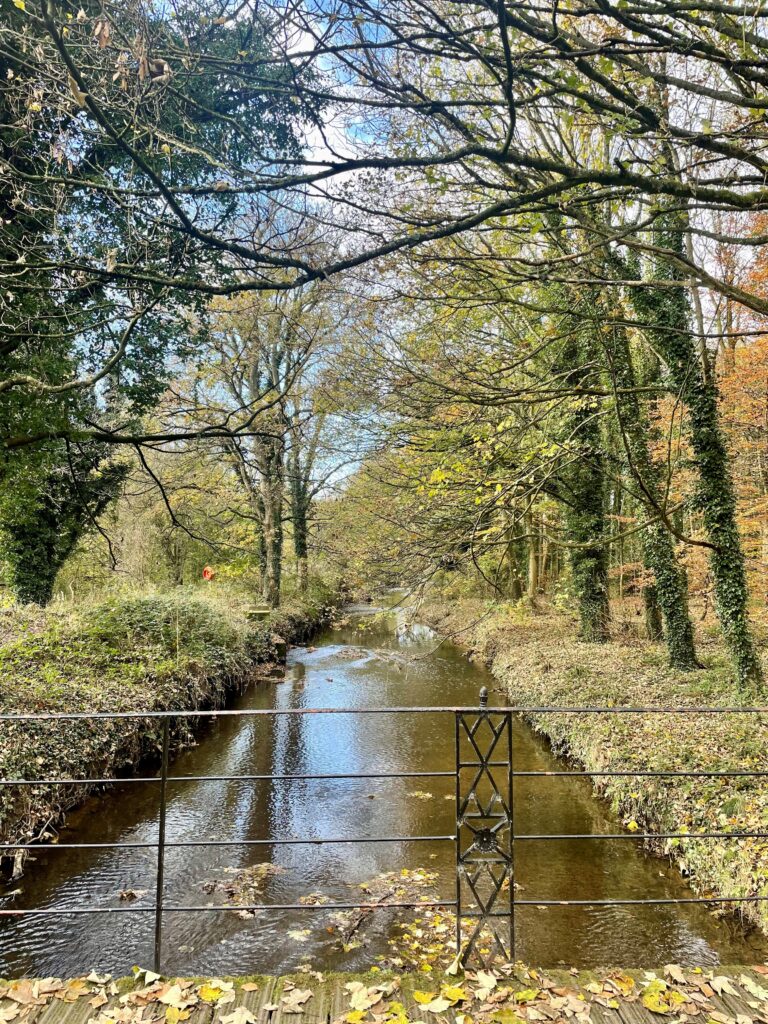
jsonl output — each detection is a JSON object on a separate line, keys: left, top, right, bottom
{"left": 0, "top": 690, "right": 766, "bottom": 971}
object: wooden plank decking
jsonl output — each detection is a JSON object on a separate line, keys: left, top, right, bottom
{"left": 1, "top": 966, "right": 767, "bottom": 1024}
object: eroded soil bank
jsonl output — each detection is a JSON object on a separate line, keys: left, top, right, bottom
{"left": 0, "top": 591, "right": 336, "bottom": 852}
{"left": 420, "top": 598, "right": 768, "bottom": 938}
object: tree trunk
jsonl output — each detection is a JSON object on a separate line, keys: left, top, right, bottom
{"left": 644, "top": 584, "right": 664, "bottom": 641}
{"left": 632, "top": 209, "right": 762, "bottom": 692}
{"left": 259, "top": 452, "right": 284, "bottom": 609}
{"left": 539, "top": 514, "right": 549, "bottom": 594}
{"left": 599, "top": 309, "right": 699, "bottom": 669}
{"left": 526, "top": 511, "right": 539, "bottom": 602}
{"left": 262, "top": 513, "right": 282, "bottom": 608}
{"left": 559, "top": 317, "right": 611, "bottom": 642}
{"left": 293, "top": 500, "right": 309, "bottom": 594}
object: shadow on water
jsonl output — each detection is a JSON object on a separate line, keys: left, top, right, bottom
{"left": 1, "top": 603, "right": 766, "bottom": 975}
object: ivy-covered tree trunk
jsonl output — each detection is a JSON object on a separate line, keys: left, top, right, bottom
{"left": 288, "top": 439, "right": 310, "bottom": 595}
{"left": 526, "top": 511, "right": 539, "bottom": 602}
{"left": 287, "top": 407, "right": 325, "bottom": 596}
{"left": 644, "top": 584, "right": 664, "bottom": 641}
{"left": 0, "top": 446, "right": 127, "bottom": 605}
{"left": 558, "top": 317, "right": 610, "bottom": 642}
{"left": 563, "top": 466, "right": 610, "bottom": 642}
{"left": 632, "top": 209, "right": 762, "bottom": 692}
{"left": 598, "top": 308, "right": 699, "bottom": 669}
{"left": 293, "top": 498, "right": 309, "bottom": 594}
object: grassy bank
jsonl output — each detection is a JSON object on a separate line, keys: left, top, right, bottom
{"left": 421, "top": 597, "right": 768, "bottom": 936}
{"left": 0, "top": 588, "right": 335, "bottom": 853}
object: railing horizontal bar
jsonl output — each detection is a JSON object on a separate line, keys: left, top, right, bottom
{"left": 0, "top": 771, "right": 454, "bottom": 787}
{"left": 7, "top": 829, "right": 762, "bottom": 851}
{"left": 0, "top": 705, "right": 765, "bottom": 721}
{"left": 0, "top": 778, "right": 160, "bottom": 787}
{"left": 514, "top": 831, "right": 768, "bottom": 840}
{"left": 0, "top": 835, "right": 455, "bottom": 851}
{"left": 463, "top": 895, "right": 768, "bottom": 912}
{"left": 458, "top": 761, "right": 510, "bottom": 768}
{"left": 0, "top": 899, "right": 458, "bottom": 918}
{"left": 10, "top": 768, "right": 765, "bottom": 784}
{"left": 513, "top": 770, "right": 768, "bottom": 778}
{"left": 20, "top": 895, "right": 764, "bottom": 921}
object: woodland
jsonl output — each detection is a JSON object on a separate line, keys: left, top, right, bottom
{"left": 4, "top": 0, "right": 768, "bottom": 699}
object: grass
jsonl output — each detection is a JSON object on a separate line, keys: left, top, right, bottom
{"left": 421, "top": 595, "right": 768, "bottom": 937}
{"left": 0, "top": 587, "right": 335, "bottom": 849}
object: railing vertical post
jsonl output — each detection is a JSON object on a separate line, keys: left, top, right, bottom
{"left": 455, "top": 686, "right": 515, "bottom": 967}
{"left": 507, "top": 708, "right": 515, "bottom": 962}
{"left": 153, "top": 717, "right": 170, "bottom": 974}
{"left": 454, "top": 708, "right": 462, "bottom": 962}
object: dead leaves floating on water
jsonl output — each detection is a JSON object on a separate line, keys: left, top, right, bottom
{"left": 202, "top": 863, "right": 284, "bottom": 912}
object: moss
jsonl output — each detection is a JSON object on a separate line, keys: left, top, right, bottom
{"left": 0, "top": 590, "right": 333, "bottom": 851}
{"left": 421, "top": 597, "right": 768, "bottom": 936}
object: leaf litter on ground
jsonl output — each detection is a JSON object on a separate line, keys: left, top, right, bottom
{"left": 0, "top": 962, "right": 765, "bottom": 1024}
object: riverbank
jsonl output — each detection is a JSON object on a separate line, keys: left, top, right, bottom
{"left": 420, "top": 598, "right": 768, "bottom": 937}
{"left": 0, "top": 588, "right": 336, "bottom": 854}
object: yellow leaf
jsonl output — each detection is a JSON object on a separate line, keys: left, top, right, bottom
{"left": 165, "top": 1008, "right": 190, "bottom": 1024}
{"left": 627, "top": 820, "right": 640, "bottom": 832}
{"left": 345, "top": 1013, "right": 366, "bottom": 1024}
{"left": 641, "top": 981, "right": 685, "bottom": 1015}
{"left": 642, "top": 992, "right": 671, "bottom": 1015}
{"left": 198, "top": 986, "right": 222, "bottom": 1003}
{"left": 610, "top": 973, "right": 636, "bottom": 997}
{"left": 441, "top": 987, "right": 467, "bottom": 1004}
{"left": 13, "top": 0, "right": 26, "bottom": 10}
{"left": 491, "top": 1012, "right": 524, "bottom": 1024}
{"left": 413, "top": 992, "right": 436, "bottom": 1005}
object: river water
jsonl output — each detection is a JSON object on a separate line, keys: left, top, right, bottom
{"left": 0, "top": 604, "right": 765, "bottom": 976}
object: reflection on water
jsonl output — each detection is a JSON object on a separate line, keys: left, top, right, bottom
{"left": 0, "top": 605, "right": 765, "bottom": 975}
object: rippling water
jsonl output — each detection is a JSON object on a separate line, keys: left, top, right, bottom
{"left": 0, "top": 603, "right": 765, "bottom": 975}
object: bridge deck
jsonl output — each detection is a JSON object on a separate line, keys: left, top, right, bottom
{"left": 1, "top": 966, "right": 766, "bottom": 1024}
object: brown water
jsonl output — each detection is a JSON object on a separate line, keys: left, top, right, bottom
{"left": 0, "top": 604, "right": 765, "bottom": 976}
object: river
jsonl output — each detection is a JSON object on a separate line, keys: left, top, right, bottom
{"left": 0, "top": 603, "right": 765, "bottom": 976}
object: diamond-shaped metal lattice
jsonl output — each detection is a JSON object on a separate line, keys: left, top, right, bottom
{"left": 455, "top": 693, "right": 514, "bottom": 966}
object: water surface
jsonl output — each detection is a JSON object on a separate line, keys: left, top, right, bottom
{"left": 0, "top": 605, "right": 764, "bottom": 974}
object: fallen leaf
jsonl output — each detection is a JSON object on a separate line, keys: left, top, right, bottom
{"left": 165, "top": 1008, "right": 191, "bottom": 1024}
{"left": 711, "top": 978, "right": 739, "bottom": 997}
{"left": 423, "top": 997, "right": 451, "bottom": 1014}
{"left": 281, "top": 989, "right": 313, "bottom": 1014}
{"left": 347, "top": 983, "right": 385, "bottom": 1013}
{"left": 220, "top": 1008, "right": 257, "bottom": 1024}
{"left": 664, "top": 966, "right": 686, "bottom": 986}
{"left": 739, "top": 976, "right": 768, "bottom": 1001}
{"left": 441, "top": 986, "right": 467, "bottom": 1004}
{"left": 199, "top": 982, "right": 234, "bottom": 1004}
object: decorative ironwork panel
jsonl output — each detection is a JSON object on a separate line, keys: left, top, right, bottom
{"left": 455, "top": 687, "right": 514, "bottom": 966}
